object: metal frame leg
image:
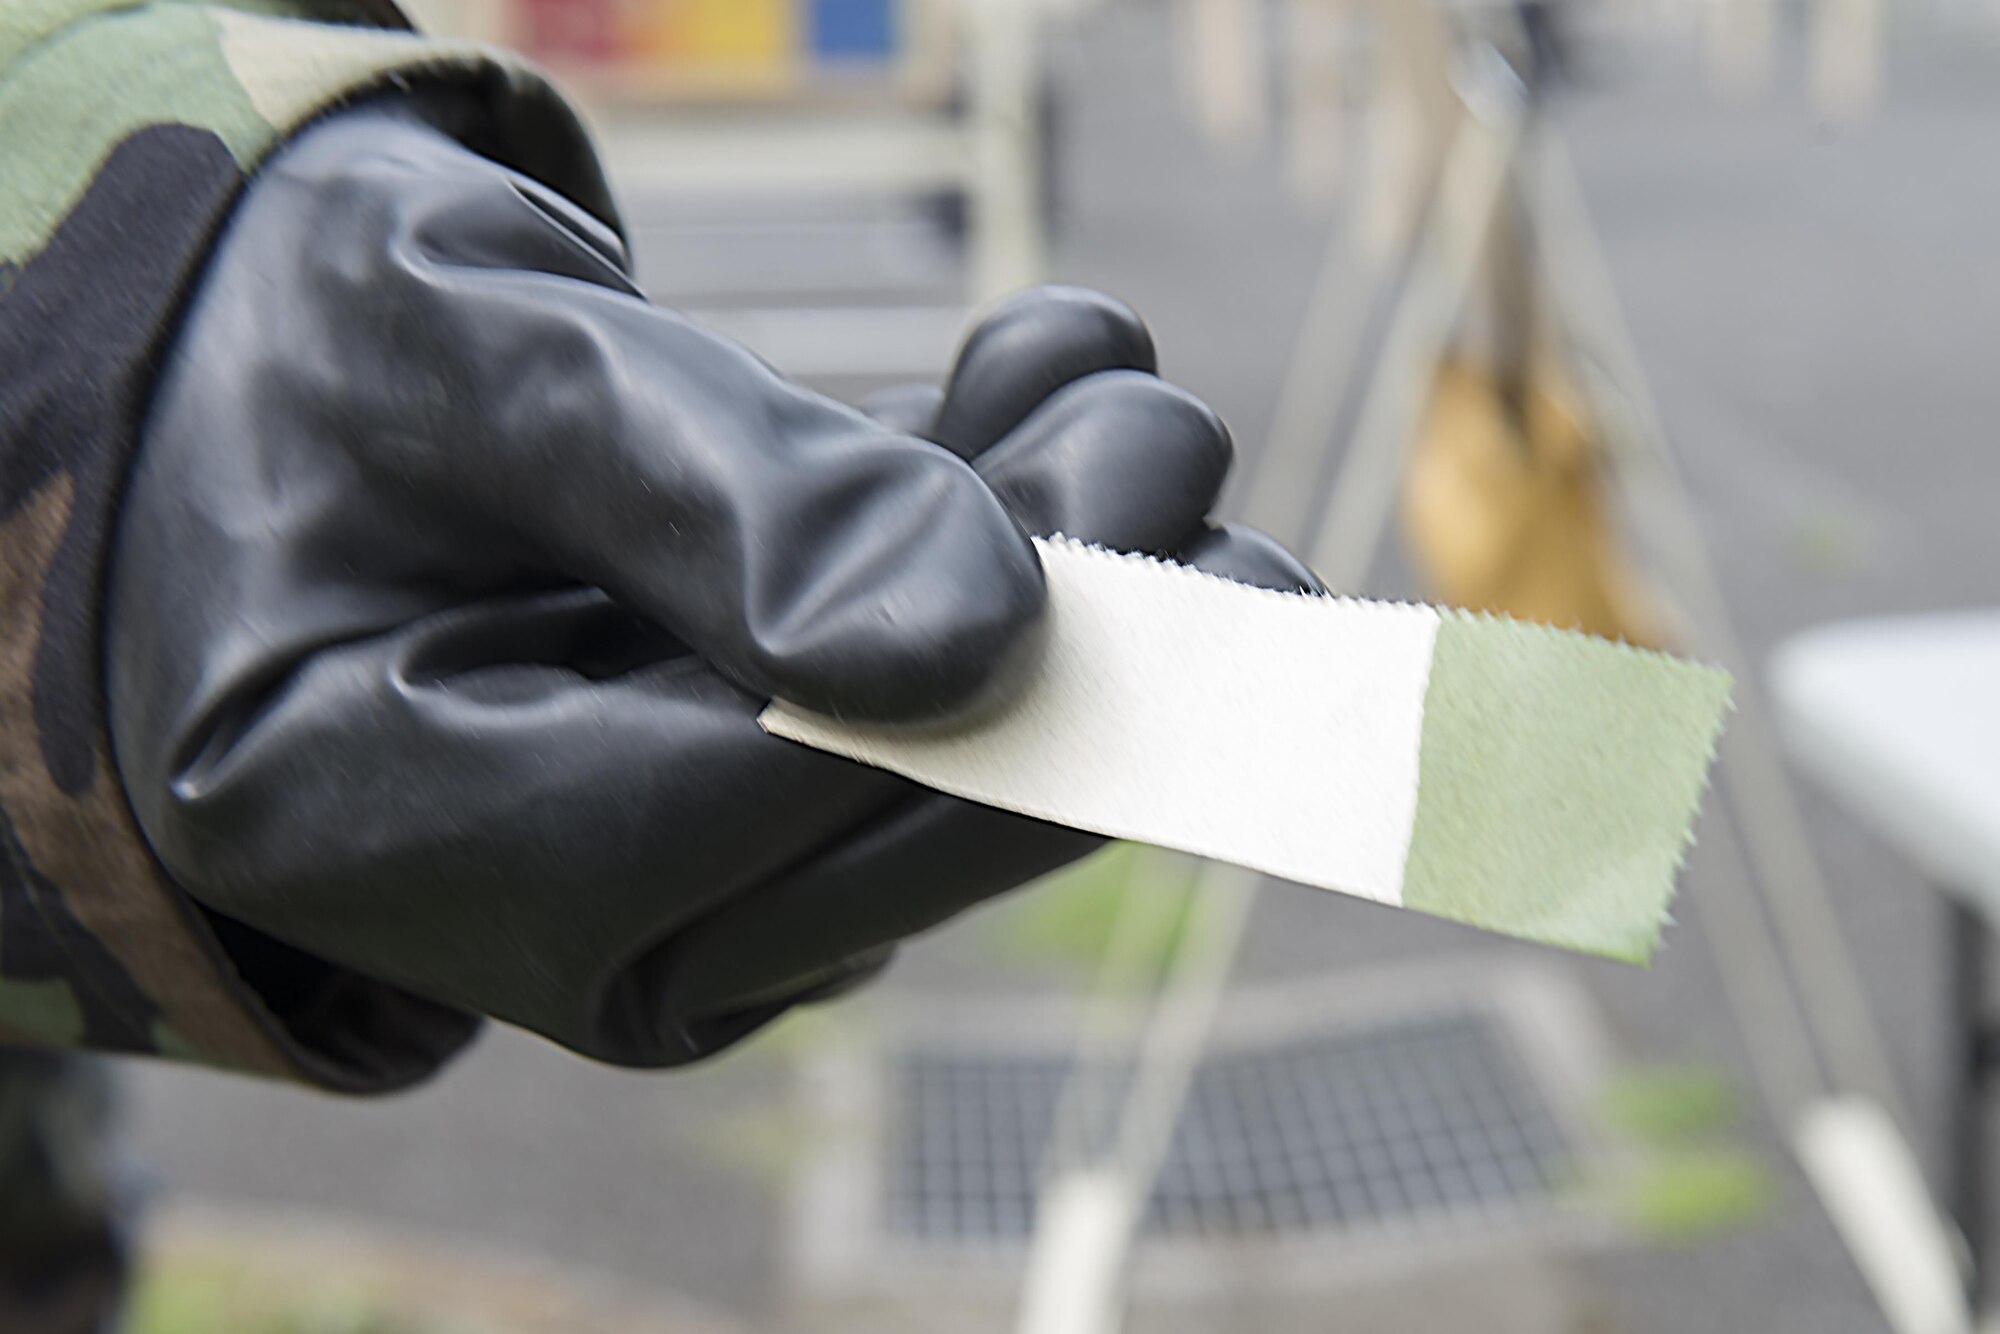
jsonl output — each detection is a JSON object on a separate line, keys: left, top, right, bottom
{"left": 1951, "top": 895, "right": 1989, "bottom": 1312}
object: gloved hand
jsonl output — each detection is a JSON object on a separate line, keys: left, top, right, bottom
{"left": 107, "top": 95, "right": 1321, "bottom": 1067}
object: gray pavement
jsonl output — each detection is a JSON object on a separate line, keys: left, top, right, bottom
{"left": 119, "top": 5, "right": 2000, "bottom": 1331}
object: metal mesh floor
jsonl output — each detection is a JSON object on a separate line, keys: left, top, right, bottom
{"left": 883, "top": 1010, "right": 1574, "bottom": 1243}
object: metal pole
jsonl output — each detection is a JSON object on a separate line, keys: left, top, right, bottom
{"left": 967, "top": 0, "right": 1048, "bottom": 303}
{"left": 1524, "top": 130, "right": 1913, "bottom": 1133}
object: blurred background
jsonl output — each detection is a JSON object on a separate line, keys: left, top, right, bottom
{"left": 114, "top": 1, "right": 2000, "bottom": 1331}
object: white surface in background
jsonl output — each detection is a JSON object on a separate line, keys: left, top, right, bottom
{"left": 1771, "top": 610, "right": 2000, "bottom": 914}
{"left": 682, "top": 305, "right": 967, "bottom": 381}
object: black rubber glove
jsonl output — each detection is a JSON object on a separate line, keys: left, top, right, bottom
{"left": 107, "top": 97, "right": 1321, "bottom": 1067}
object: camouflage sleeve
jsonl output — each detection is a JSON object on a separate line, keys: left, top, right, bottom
{"left": 0, "top": 0, "right": 612, "bottom": 1089}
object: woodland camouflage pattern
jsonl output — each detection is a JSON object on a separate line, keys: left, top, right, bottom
{"left": 0, "top": 0, "right": 592, "bottom": 1091}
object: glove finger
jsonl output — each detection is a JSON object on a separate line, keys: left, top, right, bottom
{"left": 441, "top": 285, "right": 1046, "bottom": 723}
{"left": 933, "top": 286, "right": 1157, "bottom": 459}
{"left": 858, "top": 383, "right": 945, "bottom": 437}
{"left": 648, "top": 521, "right": 1318, "bottom": 1022}
{"left": 647, "top": 796, "right": 1102, "bottom": 1035}
{"left": 790, "top": 948, "right": 896, "bottom": 1005}
{"left": 973, "top": 369, "right": 1233, "bottom": 553}
{"left": 663, "top": 948, "right": 898, "bottom": 1066}
{"left": 118, "top": 585, "right": 916, "bottom": 1068}
{"left": 224, "top": 113, "right": 1046, "bottom": 725}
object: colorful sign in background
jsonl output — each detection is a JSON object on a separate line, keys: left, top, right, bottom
{"left": 518, "top": 0, "right": 898, "bottom": 69}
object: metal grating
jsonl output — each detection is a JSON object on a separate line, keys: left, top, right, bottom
{"left": 883, "top": 1010, "right": 1574, "bottom": 1243}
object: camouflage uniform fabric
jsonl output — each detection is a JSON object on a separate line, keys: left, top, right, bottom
{"left": 0, "top": 0, "right": 607, "bottom": 1089}
{"left": 1, "top": 10, "right": 620, "bottom": 1325}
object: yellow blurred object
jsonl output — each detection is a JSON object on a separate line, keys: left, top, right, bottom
{"left": 1401, "top": 360, "right": 1663, "bottom": 647}
{"left": 630, "top": 0, "right": 794, "bottom": 64}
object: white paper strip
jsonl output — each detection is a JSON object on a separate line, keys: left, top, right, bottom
{"left": 770, "top": 538, "right": 1440, "bottom": 907}
{"left": 761, "top": 537, "right": 1729, "bottom": 960}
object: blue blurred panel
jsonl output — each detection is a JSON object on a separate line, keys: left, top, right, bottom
{"left": 811, "top": 0, "right": 895, "bottom": 60}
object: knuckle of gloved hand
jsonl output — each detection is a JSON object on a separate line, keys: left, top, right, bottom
{"left": 756, "top": 447, "right": 1048, "bottom": 723}
{"left": 935, "top": 287, "right": 1159, "bottom": 453}
{"left": 978, "top": 370, "right": 1234, "bottom": 547}
{"left": 964, "top": 285, "right": 1158, "bottom": 379}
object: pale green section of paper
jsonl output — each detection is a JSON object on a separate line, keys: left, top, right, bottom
{"left": 1399, "top": 615, "right": 1731, "bottom": 962}
{"left": 0, "top": 4, "right": 273, "bottom": 262}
